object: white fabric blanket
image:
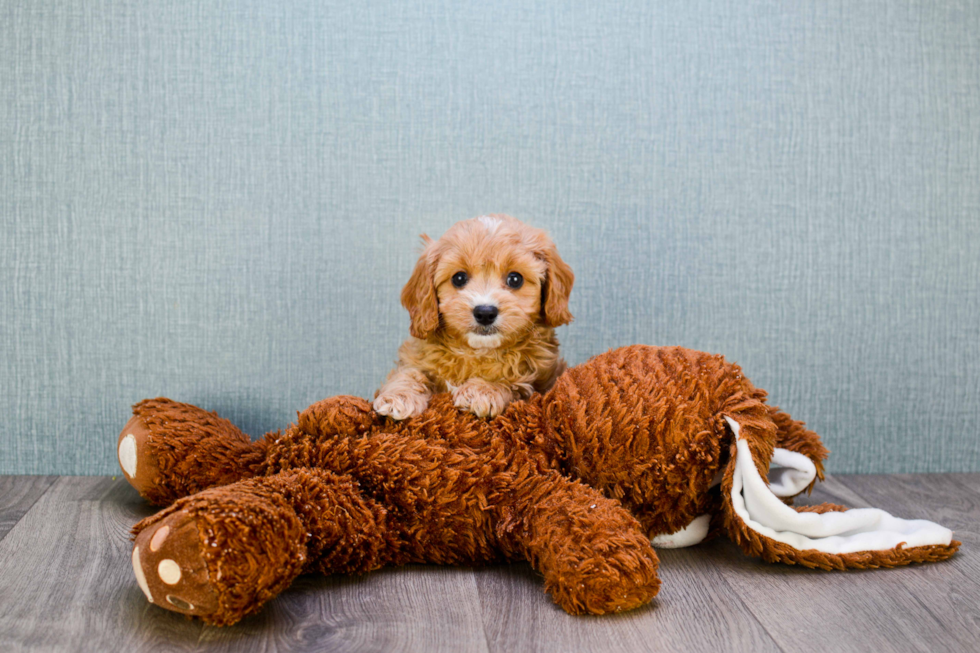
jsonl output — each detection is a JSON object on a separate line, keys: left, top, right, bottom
{"left": 726, "top": 416, "right": 952, "bottom": 554}
{"left": 653, "top": 417, "right": 953, "bottom": 552}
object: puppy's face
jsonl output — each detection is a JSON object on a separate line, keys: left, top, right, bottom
{"left": 401, "top": 215, "right": 574, "bottom": 348}
{"left": 433, "top": 219, "right": 546, "bottom": 349}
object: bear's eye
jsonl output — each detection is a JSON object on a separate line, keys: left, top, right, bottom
{"left": 506, "top": 272, "right": 524, "bottom": 289}
{"left": 451, "top": 271, "right": 468, "bottom": 288}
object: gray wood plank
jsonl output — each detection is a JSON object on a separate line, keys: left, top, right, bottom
{"left": 834, "top": 473, "right": 980, "bottom": 650}
{"left": 704, "top": 474, "right": 978, "bottom": 653}
{"left": 1, "top": 475, "right": 977, "bottom": 653}
{"left": 0, "top": 476, "right": 57, "bottom": 541}
{"left": 0, "top": 477, "right": 163, "bottom": 653}
{"left": 475, "top": 550, "right": 781, "bottom": 653}
{"left": 0, "top": 476, "right": 491, "bottom": 653}
{"left": 944, "top": 472, "right": 980, "bottom": 498}
{"left": 216, "top": 567, "right": 491, "bottom": 653}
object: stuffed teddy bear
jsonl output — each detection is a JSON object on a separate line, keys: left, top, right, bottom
{"left": 117, "top": 345, "right": 958, "bottom": 626}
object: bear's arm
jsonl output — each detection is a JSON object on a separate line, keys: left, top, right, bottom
{"left": 297, "top": 395, "right": 379, "bottom": 439}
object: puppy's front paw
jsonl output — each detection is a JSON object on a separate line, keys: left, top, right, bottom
{"left": 374, "top": 391, "right": 429, "bottom": 421}
{"left": 452, "top": 379, "right": 511, "bottom": 419}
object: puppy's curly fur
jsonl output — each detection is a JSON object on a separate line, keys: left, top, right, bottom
{"left": 375, "top": 215, "right": 574, "bottom": 420}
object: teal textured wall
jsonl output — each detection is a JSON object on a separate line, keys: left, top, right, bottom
{"left": 2, "top": 1, "right": 978, "bottom": 474}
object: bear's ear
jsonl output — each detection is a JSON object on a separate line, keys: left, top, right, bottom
{"left": 538, "top": 239, "right": 574, "bottom": 328}
{"left": 400, "top": 236, "right": 440, "bottom": 339}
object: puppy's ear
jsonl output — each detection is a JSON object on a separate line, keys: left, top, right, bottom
{"left": 400, "top": 236, "right": 440, "bottom": 339}
{"left": 539, "top": 241, "right": 574, "bottom": 328}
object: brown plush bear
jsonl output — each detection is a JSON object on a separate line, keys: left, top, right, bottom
{"left": 118, "top": 346, "right": 958, "bottom": 626}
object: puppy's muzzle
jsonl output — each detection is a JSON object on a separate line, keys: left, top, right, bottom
{"left": 473, "top": 305, "right": 499, "bottom": 327}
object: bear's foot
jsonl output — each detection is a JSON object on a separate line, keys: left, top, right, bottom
{"left": 542, "top": 522, "right": 662, "bottom": 615}
{"left": 130, "top": 469, "right": 391, "bottom": 625}
{"left": 131, "top": 506, "right": 222, "bottom": 619}
{"left": 117, "top": 414, "right": 164, "bottom": 501}
{"left": 516, "top": 474, "right": 661, "bottom": 615}
{"left": 131, "top": 477, "right": 311, "bottom": 626}
{"left": 118, "top": 398, "right": 266, "bottom": 505}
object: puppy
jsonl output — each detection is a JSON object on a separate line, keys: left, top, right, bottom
{"left": 374, "top": 214, "right": 574, "bottom": 420}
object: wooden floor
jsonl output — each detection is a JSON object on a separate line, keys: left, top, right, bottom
{"left": 0, "top": 474, "right": 977, "bottom": 653}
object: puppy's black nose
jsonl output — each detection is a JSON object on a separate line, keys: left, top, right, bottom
{"left": 473, "top": 305, "right": 499, "bottom": 326}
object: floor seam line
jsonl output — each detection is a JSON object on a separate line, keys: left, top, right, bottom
{"left": 0, "top": 475, "right": 60, "bottom": 544}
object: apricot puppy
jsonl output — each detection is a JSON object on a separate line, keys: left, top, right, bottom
{"left": 374, "top": 215, "right": 574, "bottom": 419}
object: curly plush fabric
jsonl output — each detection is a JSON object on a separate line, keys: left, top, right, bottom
{"left": 118, "top": 345, "right": 959, "bottom": 626}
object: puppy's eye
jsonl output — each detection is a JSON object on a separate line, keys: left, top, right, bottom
{"left": 451, "top": 271, "right": 468, "bottom": 288}
{"left": 506, "top": 272, "right": 524, "bottom": 289}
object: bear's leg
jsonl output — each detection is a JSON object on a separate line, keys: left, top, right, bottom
{"left": 130, "top": 468, "right": 389, "bottom": 626}
{"left": 118, "top": 398, "right": 268, "bottom": 505}
{"left": 509, "top": 473, "right": 661, "bottom": 615}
